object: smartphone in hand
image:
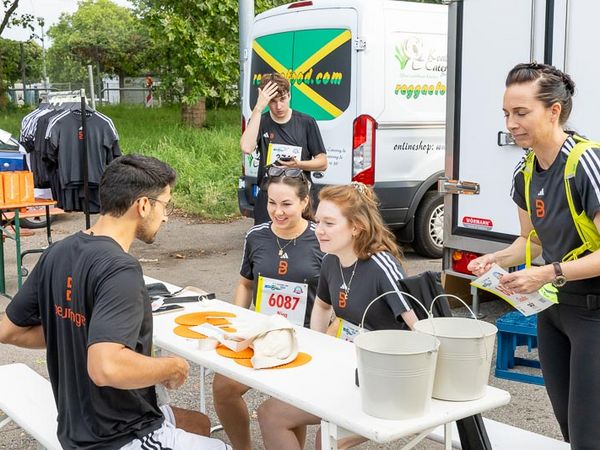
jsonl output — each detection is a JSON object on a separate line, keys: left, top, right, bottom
{"left": 278, "top": 156, "right": 293, "bottom": 162}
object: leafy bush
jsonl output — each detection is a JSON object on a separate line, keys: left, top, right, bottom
{"left": 0, "top": 105, "right": 243, "bottom": 220}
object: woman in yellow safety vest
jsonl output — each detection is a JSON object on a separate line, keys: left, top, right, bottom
{"left": 469, "top": 62, "right": 600, "bottom": 449}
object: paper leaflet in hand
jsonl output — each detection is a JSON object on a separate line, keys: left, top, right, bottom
{"left": 470, "top": 264, "right": 555, "bottom": 316}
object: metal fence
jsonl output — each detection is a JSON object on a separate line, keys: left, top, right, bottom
{"left": 7, "top": 85, "right": 161, "bottom": 107}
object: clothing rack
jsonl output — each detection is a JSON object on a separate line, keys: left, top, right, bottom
{"left": 18, "top": 91, "right": 120, "bottom": 222}
{"left": 38, "top": 89, "right": 92, "bottom": 228}
{"left": 79, "top": 89, "right": 91, "bottom": 229}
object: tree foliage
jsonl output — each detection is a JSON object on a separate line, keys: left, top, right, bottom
{"left": 1, "top": 0, "right": 35, "bottom": 37}
{"left": 47, "top": 0, "right": 153, "bottom": 86}
{"left": 0, "top": 37, "right": 42, "bottom": 83}
{"left": 0, "top": 37, "right": 41, "bottom": 109}
{"left": 135, "top": 0, "right": 288, "bottom": 106}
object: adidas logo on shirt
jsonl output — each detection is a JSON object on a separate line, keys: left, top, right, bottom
{"left": 280, "top": 253, "right": 289, "bottom": 259}
{"left": 538, "top": 188, "right": 545, "bottom": 196}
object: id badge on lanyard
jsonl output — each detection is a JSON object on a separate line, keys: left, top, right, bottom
{"left": 255, "top": 275, "right": 308, "bottom": 326}
{"left": 335, "top": 318, "right": 363, "bottom": 342}
{"left": 266, "top": 143, "right": 302, "bottom": 165}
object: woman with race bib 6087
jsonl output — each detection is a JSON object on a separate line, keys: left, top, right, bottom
{"left": 469, "top": 63, "right": 600, "bottom": 449}
{"left": 213, "top": 166, "right": 323, "bottom": 450}
{"left": 257, "top": 182, "right": 419, "bottom": 450}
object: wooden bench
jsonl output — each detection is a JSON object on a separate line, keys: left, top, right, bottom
{"left": 428, "top": 417, "right": 569, "bottom": 449}
{"left": 0, "top": 363, "right": 61, "bottom": 450}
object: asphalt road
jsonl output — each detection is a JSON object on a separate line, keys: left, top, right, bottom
{"left": 0, "top": 213, "right": 562, "bottom": 449}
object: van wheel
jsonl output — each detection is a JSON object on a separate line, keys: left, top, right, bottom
{"left": 413, "top": 192, "right": 443, "bottom": 259}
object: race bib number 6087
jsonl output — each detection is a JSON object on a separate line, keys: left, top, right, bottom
{"left": 255, "top": 275, "right": 308, "bottom": 326}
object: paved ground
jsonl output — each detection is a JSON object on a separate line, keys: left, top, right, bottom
{"left": 0, "top": 212, "right": 562, "bottom": 449}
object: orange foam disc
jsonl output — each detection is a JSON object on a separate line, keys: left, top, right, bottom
{"left": 173, "top": 326, "right": 207, "bottom": 339}
{"left": 175, "top": 311, "right": 235, "bottom": 326}
{"left": 216, "top": 345, "right": 254, "bottom": 359}
{"left": 234, "top": 352, "right": 312, "bottom": 369}
{"left": 206, "top": 318, "right": 231, "bottom": 326}
{"left": 219, "top": 327, "right": 237, "bottom": 333}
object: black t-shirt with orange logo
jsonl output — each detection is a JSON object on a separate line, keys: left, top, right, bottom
{"left": 511, "top": 134, "right": 600, "bottom": 297}
{"left": 317, "top": 252, "right": 411, "bottom": 331}
{"left": 6, "top": 232, "right": 162, "bottom": 449}
{"left": 240, "top": 221, "right": 323, "bottom": 327}
{"left": 256, "top": 110, "right": 327, "bottom": 185}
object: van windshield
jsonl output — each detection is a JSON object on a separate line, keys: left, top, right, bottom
{"left": 250, "top": 28, "right": 352, "bottom": 121}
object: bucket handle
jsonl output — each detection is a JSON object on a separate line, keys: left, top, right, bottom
{"left": 430, "top": 294, "right": 492, "bottom": 361}
{"left": 359, "top": 289, "right": 439, "bottom": 346}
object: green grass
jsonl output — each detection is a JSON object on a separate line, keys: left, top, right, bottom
{"left": 0, "top": 105, "right": 243, "bottom": 220}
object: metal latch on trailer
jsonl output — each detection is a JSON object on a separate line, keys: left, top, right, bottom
{"left": 438, "top": 177, "right": 480, "bottom": 195}
{"left": 497, "top": 131, "right": 516, "bottom": 147}
{"left": 353, "top": 38, "right": 366, "bottom": 51}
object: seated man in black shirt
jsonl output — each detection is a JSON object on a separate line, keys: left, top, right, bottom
{"left": 241, "top": 72, "right": 328, "bottom": 224}
{"left": 0, "top": 155, "right": 229, "bottom": 450}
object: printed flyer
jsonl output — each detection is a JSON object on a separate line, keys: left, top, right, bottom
{"left": 470, "top": 264, "right": 556, "bottom": 316}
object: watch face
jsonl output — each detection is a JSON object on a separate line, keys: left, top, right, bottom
{"left": 552, "top": 275, "right": 567, "bottom": 288}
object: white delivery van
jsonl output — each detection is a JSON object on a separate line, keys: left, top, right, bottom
{"left": 441, "top": 0, "right": 600, "bottom": 305}
{"left": 238, "top": 0, "right": 448, "bottom": 258}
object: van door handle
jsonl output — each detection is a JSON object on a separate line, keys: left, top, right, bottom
{"left": 438, "top": 177, "right": 480, "bottom": 195}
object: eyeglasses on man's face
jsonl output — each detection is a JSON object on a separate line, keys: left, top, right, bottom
{"left": 148, "top": 197, "right": 174, "bottom": 216}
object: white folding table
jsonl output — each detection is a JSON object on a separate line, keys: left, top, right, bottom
{"left": 149, "top": 278, "right": 511, "bottom": 450}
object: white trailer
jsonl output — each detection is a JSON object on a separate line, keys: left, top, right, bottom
{"left": 442, "top": 0, "right": 600, "bottom": 312}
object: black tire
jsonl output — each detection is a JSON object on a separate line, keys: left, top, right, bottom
{"left": 20, "top": 215, "right": 55, "bottom": 229}
{"left": 412, "top": 191, "right": 444, "bottom": 259}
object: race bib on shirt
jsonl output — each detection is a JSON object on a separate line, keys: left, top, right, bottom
{"left": 266, "top": 143, "right": 302, "bottom": 166}
{"left": 335, "top": 319, "right": 363, "bottom": 342}
{"left": 255, "top": 275, "right": 308, "bottom": 326}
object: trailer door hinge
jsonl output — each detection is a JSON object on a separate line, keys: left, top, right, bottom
{"left": 353, "top": 38, "right": 367, "bottom": 51}
{"left": 438, "top": 177, "right": 480, "bottom": 195}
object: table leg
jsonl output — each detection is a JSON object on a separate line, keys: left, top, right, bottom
{"left": 320, "top": 420, "right": 338, "bottom": 450}
{"left": 399, "top": 427, "right": 436, "bottom": 450}
{"left": 198, "top": 366, "right": 224, "bottom": 435}
{"left": 445, "top": 422, "right": 452, "bottom": 450}
{"left": 15, "top": 210, "right": 22, "bottom": 289}
{"left": 0, "top": 221, "right": 5, "bottom": 296}
{"left": 45, "top": 205, "right": 52, "bottom": 245}
{"left": 200, "top": 366, "right": 206, "bottom": 414}
{"left": 0, "top": 416, "right": 11, "bottom": 428}
{"left": 470, "top": 285, "right": 486, "bottom": 319}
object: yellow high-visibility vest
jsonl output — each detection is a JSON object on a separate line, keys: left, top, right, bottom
{"left": 521, "top": 135, "right": 600, "bottom": 301}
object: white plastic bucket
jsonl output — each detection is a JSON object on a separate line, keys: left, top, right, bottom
{"left": 414, "top": 317, "right": 497, "bottom": 401}
{"left": 354, "top": 329, "right": 440, "bottom": 419}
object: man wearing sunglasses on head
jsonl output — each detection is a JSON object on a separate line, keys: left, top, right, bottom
{"left": 241, "top": 72, "right": 328, "bottom": 225}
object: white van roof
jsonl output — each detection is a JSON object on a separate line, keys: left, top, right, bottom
{"left": 256, "top": 0, "right": 443, "bottom": 21}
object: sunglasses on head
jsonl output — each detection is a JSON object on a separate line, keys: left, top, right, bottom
{"left": 267, "top": 166, "right": 304, "bottom": 179}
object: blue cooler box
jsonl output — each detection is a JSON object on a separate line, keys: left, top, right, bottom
{"left": 0, "top": 151, "right": 25, "bottom": 171}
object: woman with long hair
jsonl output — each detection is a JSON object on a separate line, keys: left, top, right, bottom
{"left": 257, "top": 182, "right": 418, "bottom": 450}
{"left": 213, "top": 166, "right": 323, "bottom": 450}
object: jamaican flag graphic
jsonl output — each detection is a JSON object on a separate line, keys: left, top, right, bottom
{"left": 250, "top": 28, "right": 352, "bottom": 121}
